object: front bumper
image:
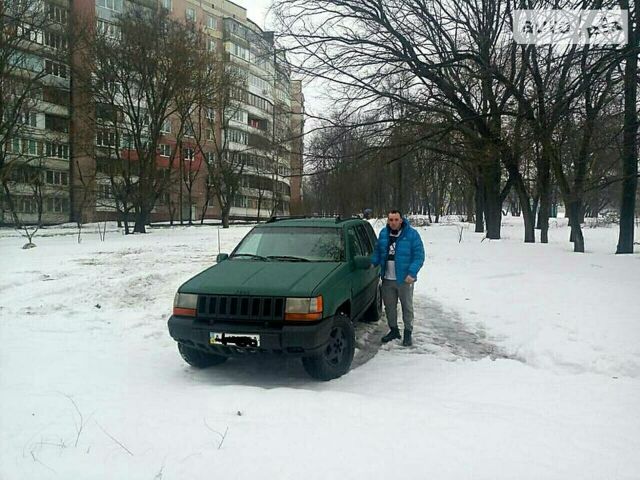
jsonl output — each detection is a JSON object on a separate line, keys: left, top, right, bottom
{"left": 167, "top": 315, "right": 334, "bottom": 357}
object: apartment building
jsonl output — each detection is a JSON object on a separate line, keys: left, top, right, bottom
{"left": 1, "top": 0, "right": 73, "bottom": 225}
{"left": 1, "top": 0, "right": 304, "bottom": 225}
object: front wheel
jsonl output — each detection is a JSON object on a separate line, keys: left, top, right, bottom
{"left": 302, "top": 313, "right": 355, "bottom": 381}
{"left": 178, "top": 343, "right": 228, "bottom": 368}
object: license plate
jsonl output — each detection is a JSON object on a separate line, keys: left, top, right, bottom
{"left": 210, "top": 332, "right": 260, "bottom": 348}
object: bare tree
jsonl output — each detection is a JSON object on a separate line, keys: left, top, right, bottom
{"left": 194, "top": 64, "right": 248, "bottom": 228}
{"left": 616, "top": 0, "right": 639, "bottom": 253}
{"left": 89, "top": 6, "right": 206, "bottom": 233}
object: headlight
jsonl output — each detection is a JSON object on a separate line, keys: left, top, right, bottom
{"left": 173, "top": 292, "right": 198, "bottom": 317}
{"left": 285, "top": 296, "right": 323, "bottom": 321}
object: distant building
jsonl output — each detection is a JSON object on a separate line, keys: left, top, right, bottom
{"left": 1, "top": 0, "right": 304, "bottom": 225}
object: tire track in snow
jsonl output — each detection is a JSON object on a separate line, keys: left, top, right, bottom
{"left": 351, "top": 295, "right": 522, "bottom": 369}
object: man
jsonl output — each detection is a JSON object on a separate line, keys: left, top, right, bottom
{"left": 371, "top": 210, "right": 425, "bottom": 346}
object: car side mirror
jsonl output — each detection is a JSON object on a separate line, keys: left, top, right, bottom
{"left": 216, "top": 253, "right": 229, "bottom": 262}
{"left": 353, "top": 255, "right": 371, "bottom": 270}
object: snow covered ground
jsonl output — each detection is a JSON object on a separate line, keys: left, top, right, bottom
{"left": 1, "top": 217, "right": 639, "bottom": 479}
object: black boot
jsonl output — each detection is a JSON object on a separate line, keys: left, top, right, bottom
{"left": 381, "top": 327, "right": 401, "bottom": 343}
{"left": 403, "top": 330, "right": 413, "bottom": 347}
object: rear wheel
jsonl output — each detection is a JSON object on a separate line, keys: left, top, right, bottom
{"left": 178, "top": 343, "right": 228, "bottom": 368}
{"left": 302, "top": 313, "right": 355, "bottom": 381}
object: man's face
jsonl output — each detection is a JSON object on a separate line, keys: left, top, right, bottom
{"left": 387, "top": 213, "right": 402, "bottom": 228}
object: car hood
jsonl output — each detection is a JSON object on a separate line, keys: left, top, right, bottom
{"left": 180, "top": 260, "right": 341, "bottom": 297}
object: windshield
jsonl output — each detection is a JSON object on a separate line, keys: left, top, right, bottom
{"left": 231, "top": 226, "right": 344, "bottom": 262}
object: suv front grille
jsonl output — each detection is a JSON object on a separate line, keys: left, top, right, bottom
{"left": 197, "top": 295, "right": 286, "bottom": 322}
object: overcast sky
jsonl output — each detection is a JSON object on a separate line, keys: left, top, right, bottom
{"left": 232, "top": 0, "right": 272, "bottom": 28}
{"left": 232, "top": 0, "right": 331, "bottom": 129}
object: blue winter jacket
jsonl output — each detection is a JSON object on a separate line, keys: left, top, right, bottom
{"left": 371, "top": 218, "right": 426, "bottom": 285}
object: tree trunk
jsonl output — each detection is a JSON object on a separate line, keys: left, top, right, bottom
{"left": 2, "top": 182, "right": 20, "bottom": 226}
{"left": 568, "top": 200, "right": 585, "bottom": 252}
{"left": 221, "top": 203, "right": 230, "bottom": 228}
{"left": 616, "top": 0, "right": 639, "bottom": 254}
{"left": 483, "top": 160, "right": 502, "bottom": 240}
{"left": 133, "top": 208, "right": 148, "bottom": 233}
{"left": 474, "top": 179, "right": 484, "bottom": 233}
{"left": 537, "top": 144, "right": 552, "bottom": 243}
{"left": 512, "top": 174, "right": 535, "bottom": 243}
{"left": 466, "top": 186, "right": 475, "bottom": 223}
{"left": 200, "top": 202, "right": 209, "bottom": 225}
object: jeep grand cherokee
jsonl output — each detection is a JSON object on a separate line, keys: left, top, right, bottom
{"left": 168, "top": 216, "right": 381, "bottom": 380}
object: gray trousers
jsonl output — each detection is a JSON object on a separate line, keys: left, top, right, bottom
{"left": 381, "top": 279, "right": 414, "bottom": 332}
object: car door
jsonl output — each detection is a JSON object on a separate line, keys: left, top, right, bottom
{"left": 346, "top": 226, "right": 369, "bottom": 316}
{"left": 355, "top": 223, "right": 379, "bottom": 310}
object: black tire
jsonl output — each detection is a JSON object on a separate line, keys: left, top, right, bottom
{"left": 178, "top": 343, "right": 228, "bottom": 368}
{"left": 361, "top": 281, "right": 382, "bottom": 323}
{"left": 302, "top": 313, "right": 355, "bottom": 381}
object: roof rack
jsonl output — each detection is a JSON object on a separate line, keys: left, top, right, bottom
{"left": 266, "top": 214, "right": 344, "bottom": 223}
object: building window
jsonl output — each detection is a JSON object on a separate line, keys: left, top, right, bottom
{"left": 161, "top": 0, "right": 172, "bottom": 10}
{"left": 249, "top": 118, "right": 267, "bottom": 131}
{"left": 43, "top": 86, "right": 70, "bottom": 106}
{"left": 45, "top": 197, "right": 69, "bottom": 213}
{"left": 8, "top": 138, "right": 42, "bottom": 156}
{"left": 207, "top": 38, "right": 216, "bottom": 52}
{"left": 44, "top": 31, "right": 68, "bottom": 50}
{"left": 17, "top": 24, "right": 43, "bottom": 44}
{"left": 25, "top": 139, "right": 38, "bottom": 156}
{"left": 96, "top": 130, "right": 117, "bottom": 147}
{"left": 207, "top": 129, "right": 214, "bottom": 140}
{"left": 159, "top": 144, "right": 171, "bottom": 157}
{"left": 96, "top": 19, "right": 120, "bottom": 39}
{"left": 249, "top": 74, "right": 271, "bottom": 95}
{"left": 225, "top": 42, "right": 248, "bottom": 61}
{"left": 207, "top": 16, "right": 217, "bottom": 30}
{"left": 185, "top": 7, "right": 196, "bottom": 21}
{"left": 45, "top": 114, "right": 68, "bottom": 133}
{"left": 161, "top": 119, "right": 172, "bottom": 134}
{"left": 45, "top": 60, "right": 67, "bottom": 79}
{"left": 229, "top": 109, "right": 247, "bottom": 123}
{"left": 47, "top": 4, "right": 68, "bottom": 24}
{"left": 183, "top": 148, "right": 195, "bottom": 160}
{"left": 45, "top": 142, "right": 69, "bottom": 159}
{"left": 97, "top": 184, "right": 112, "bottom": 199}
{"left": 233, "top": 195, "right": 247, "bottom": 208}
{"left": 17, "top": 196, "right": 40, "bottom": 214}
{"left": 227, "top": 129, "right": 248, "bottom": 145}
{"left": 18, "top": 112, "right": 37, "bottom": 127}
{"left": 96, "top": 0, "right": 123, "bottom": 12}
{"left": 45, "top": 170, "right": 69, "bottom": 186}
{"left": 247, "top": 93, "right": 273, "bottom": 114}
{"left": 9, "top": 138, "right": 21, "bottom": 154}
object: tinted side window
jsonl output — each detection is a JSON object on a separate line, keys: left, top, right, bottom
{"left": 364, "top": 222, "right": 377, "bottom": 247}
{"left": 347, "top": 227, "right": 365, "bottom": 257}
{"left": 355, "top": 224, "right": 373, "bottom": 255}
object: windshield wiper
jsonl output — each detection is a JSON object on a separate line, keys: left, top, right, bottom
{"left": 267, "top": 255, "right": 310, "bottom": 262}
{"left": 230, "top": 253, "right": 270, "bottom": 261}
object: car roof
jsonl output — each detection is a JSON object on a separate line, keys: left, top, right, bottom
{"left": 259, "top": 217, "right": 367, "bottom": 228}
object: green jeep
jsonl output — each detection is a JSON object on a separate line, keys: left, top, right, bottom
{"left": 168, "top": 216, "right": 382, "bottom": 380}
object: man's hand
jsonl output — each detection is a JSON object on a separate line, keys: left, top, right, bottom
{"left": 404, "top": 275, "right": 415, "bottom": 284}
